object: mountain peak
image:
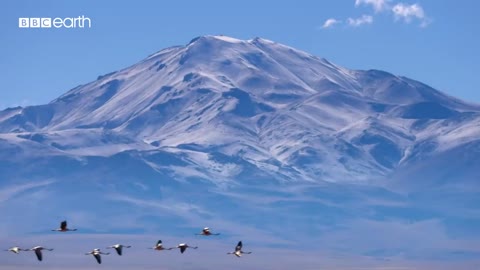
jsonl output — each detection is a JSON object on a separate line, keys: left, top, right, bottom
{"left": 187, "top": 35, "right": 276, "bottom": 45}
{"left": 187, "top": 35, "right": 245, "bottom": 45}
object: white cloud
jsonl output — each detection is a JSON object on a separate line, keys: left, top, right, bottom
{"left": 355, "top": 0, "right": 389, "bottom": 13}
{"left": 321, "top": 1, "right": 432, "bottom": 30}
{"left": 347, "top": 14, "right": 374, "bottom": 27}
{"left": 392, "top": 3, "right": 427, "bottom": 24}
{"left": 106, "top": 193, "right": 207, "bottom": 216}
{"left": 322, "top": 18, "right": 341, "bottom": 29}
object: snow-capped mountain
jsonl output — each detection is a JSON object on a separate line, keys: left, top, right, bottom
{"left": 1, "top": 35, "right": 479, "bottom": 186}
{"left": 1, "top": 36, "right": 480, "bottom": 264}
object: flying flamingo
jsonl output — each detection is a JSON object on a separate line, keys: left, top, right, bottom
{"left": 106, "top": 244, "right": 131, "bottom": 256}
{"left": 195, "top": 227, "right": 220, "bottom": 236}
{"left": 175, "top": 243, "right": 198, "bottom": 254}
{"left": 51, "top": 220, "right": 77, "bottom": 232}
{"left": 227, "top": 241, "right": 252, "bottom": 257}
{"left": 148, "top": 240, "right": 174, "bottom": 251}
{"left": 85, "top": 248, "right": 109, "bottom": 264}
{"left": 25, "top": 246, "right": 54, "bottom": 261}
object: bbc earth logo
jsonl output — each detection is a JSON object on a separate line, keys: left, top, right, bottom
{"left": 18, "top": 16, "right": 92, "bottom": 28}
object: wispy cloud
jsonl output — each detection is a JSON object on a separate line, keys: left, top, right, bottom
{"left": 392, "top": 3, "right": 431, "bottom": 27}
{"left": 322, "top": 18, "right": 341, "bottom": 29}
{"left": 392, "top": 3, "right": 424, "bottom": 21}
{"left": 355, "top": 0, "right": 390, "bottom": 13}
{"left": 321, "top": 0, "right": 431, "bottom": 29}
{"left": 107, "top": 193, "right": 208, "bottom": 216}
{"left": 106, "top": 193, "right": 289, "bottom": 245}
{"left": 315, "top": 218, "right": 480, "bottom": 260}
{"left": 347, "top": 15, "right": 374, "bottom": 27}
{"left": 2, "top": 179, "right": 477, "bottom": 269}
{"left": 0, "top": 180, "right": 55, "bottom": 203}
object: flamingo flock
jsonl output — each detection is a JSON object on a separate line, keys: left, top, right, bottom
{"left": 4, "top": 221, "right": 252, "bottom": 264}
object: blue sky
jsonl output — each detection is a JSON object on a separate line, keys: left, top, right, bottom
{"left": 0, "top": 0, "right": 479, "bottom": 109}
{"left": 1, "top": 2, "right": 480, "bottom": 268}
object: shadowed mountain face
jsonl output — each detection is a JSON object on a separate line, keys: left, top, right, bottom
{"left": 1, "top": 36, "right": 479, "bottom": 264}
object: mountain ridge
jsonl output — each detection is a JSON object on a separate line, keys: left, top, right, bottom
{"left": 0, "top": 35, "right": 479, "bottom": 185}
